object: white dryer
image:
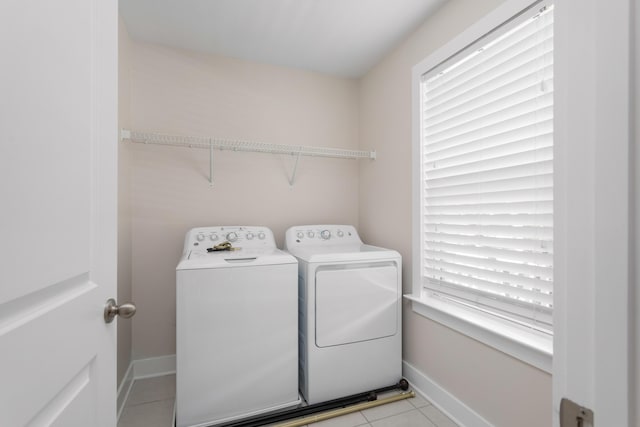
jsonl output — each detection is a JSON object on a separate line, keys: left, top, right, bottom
{"left": 176, "top": 226, "right": 300, "bottom": 427}
{"left": 284, "top": 225, "right": 402, "bottom": 405}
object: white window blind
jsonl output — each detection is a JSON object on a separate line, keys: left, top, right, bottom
{"left": 419, "top": 3, "right": 553, "bottom": 334}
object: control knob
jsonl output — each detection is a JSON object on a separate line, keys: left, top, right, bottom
{"left": 196, "top": 234, "right": 205, "bottom": 242}
{"left": 296, "top": 231, "right": 304, "bottom": 239}
{"left": 209, "top": 233, "right": 219, "bottom": 241}
{"left": 258, "top": 232, "right": 266, "bottom": 240}
{"left": 307, "top": 231, "right": 315, "bottom": 238}
{"left": 320, "top": 230, "right": 331, "bottom": 240}
{"left": 246, "top": 232, "right": 254, "bottom": 240}
{"left": 337, "top": 230, "right": 344, "bottom": 237}
{"left": 226, "top": 232, "right": 238, "bottom": 242}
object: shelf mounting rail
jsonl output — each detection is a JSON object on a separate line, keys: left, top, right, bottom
{"left": 121, "top": 129, "right": 376, "bottom": 186}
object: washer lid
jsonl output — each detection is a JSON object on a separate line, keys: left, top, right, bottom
{"left": 286, "top": 244, "right": 400, "bottom": 263}
{"left": 177, "top": 247, "right": 297, "bottom": 270}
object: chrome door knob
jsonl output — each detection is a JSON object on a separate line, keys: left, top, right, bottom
{"left": 104, "top": 298, "right": 137, "bottom": 323}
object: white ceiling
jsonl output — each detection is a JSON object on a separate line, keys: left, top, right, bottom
{"left": 119, "top": 0, "right": 448, "bottom": 78}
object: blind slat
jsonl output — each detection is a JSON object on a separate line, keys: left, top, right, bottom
{"left": 425, "top": 213, "right": 553, "bottom": 227}
{"left": 424, "top": 134, "right": 553, "bottom": 172}
{"left": 424, "top": 200, "right": 553, "bottom": 216}
{"left": 424, "top": 106, "right": 553, "bottom": 153}
{"left": 424, "top": 231, "right": 553, "bottom": 254}
{"left": 424, "top": 248, "right": 553, "bottom": 281}
{"left": 425, "top": 76, "right": 554, "bottom": 137}
{"left": 424, "top": 267, "right": 553, "bottom": 305}
{"left": 426, "top": 173, "right": 553, "bottom": 198}
{"left": 425, "top": 187, "right": 553, "bottom": 207}
{"left": 424, "top": 222, "right": 553, "bottom": 240}
{"left": 426, "top": 159, "right": 553, "bottom": 190}
{"left": 425, "top": 119, "right": 553, "bottom": 161}
{"left": 424, "top": 240, "right": 553, "bottom": 267}
{"left": 425, "top": 146, "right": 553, "bottom": 181}
{"left": 424, "top": 95, "right": 553, "bottom": 145}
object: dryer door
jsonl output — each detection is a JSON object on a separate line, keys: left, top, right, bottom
{"left": 315, "top": 262, "right": 398, "bottom": 348}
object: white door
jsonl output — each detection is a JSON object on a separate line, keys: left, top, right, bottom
{"left": 554, "top": 0, "right": 635, "bottom": 426}
{"left": 0, "top": 0, "right": 118, "bottom": 426}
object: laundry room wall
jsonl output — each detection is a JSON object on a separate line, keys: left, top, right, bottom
{"left": 117, "top": 16, "right": 133, "bottom": 388}
{"left": 126, "top": 42, "right": 360, "bottom": 360}
{"left": 635, "top": 3, "right": 640, "bottom": 420}
{"left": 358, "top": 0, "right": 552, "bottom": 426}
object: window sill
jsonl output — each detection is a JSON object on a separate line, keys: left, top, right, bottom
{"left": 404, "top": 293, "right": 552, "bottom": 373}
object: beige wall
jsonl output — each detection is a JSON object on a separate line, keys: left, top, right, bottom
{"left": 636, "top": 0, "right": 640, "bottom": 421}
{"left": 128, "top": 42, "right": 360, "bottom": 359}
{"left": 117, "top": 17, "right": 133, "bottom": 386}
{"left": 358, "top": 1, "right": 552, "bottom": 426}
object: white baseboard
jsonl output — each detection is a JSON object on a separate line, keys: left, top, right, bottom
{"left": 133, "top": 354, "right": 176, "bottom": 379}
{"left": 117, "top": 354, "right": 177, "bottom": 421}
{"left": 403, "top": 360, "right": 493, "bottom": 427}
{"left": 117, "top": 362, "right": 135, "bottom": 421}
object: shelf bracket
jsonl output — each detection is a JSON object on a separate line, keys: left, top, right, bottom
{"left": 287, "top": 152, "right": 302, "bottom": 187}
{"left": 120, "top": 129, "right": 131, "bottom": 141}
{"left": 209, "top": 140, "right": 214, "bottom": 187}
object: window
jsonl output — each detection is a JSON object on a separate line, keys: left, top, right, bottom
{"left": 410, "top": 0, "right": 553, "bottom": 369}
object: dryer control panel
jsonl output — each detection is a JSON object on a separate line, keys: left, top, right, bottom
{"left": 184, "top": 226, "right": 276, "bottom": 251}
{"left": 284, "top": 225, "right": 362, "bottom": 248}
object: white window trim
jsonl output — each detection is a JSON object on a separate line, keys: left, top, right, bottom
{"left": 409, "top": 0, "right": 553, "bottom": 373}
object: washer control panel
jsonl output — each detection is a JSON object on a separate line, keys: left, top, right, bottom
{"left": 184, "top": 226, "right": 275, "bottom": 250}
{"left": 285, "top": 225, "right": 361, "bottom": 248}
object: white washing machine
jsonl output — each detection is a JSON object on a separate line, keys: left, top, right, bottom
{"left": 176, "top": 226, "right": 300, "bottom": 427}
{"left": 284, "top": 225, "right": 402, "bottom": 405}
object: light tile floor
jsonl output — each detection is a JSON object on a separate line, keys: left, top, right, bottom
{"left": 118, "top": 375, "right": 459, "bottom": 427}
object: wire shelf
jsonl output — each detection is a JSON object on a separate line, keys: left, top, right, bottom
{"left": 120, "top": 129, "right": 376, "bottom": 186}
{"left": 122, "top": 130, "right": 376, "bottom": 160}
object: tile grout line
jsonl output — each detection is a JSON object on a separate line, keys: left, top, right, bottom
{"left": 124, "top": 396, "right": 176, "bottom": 409}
